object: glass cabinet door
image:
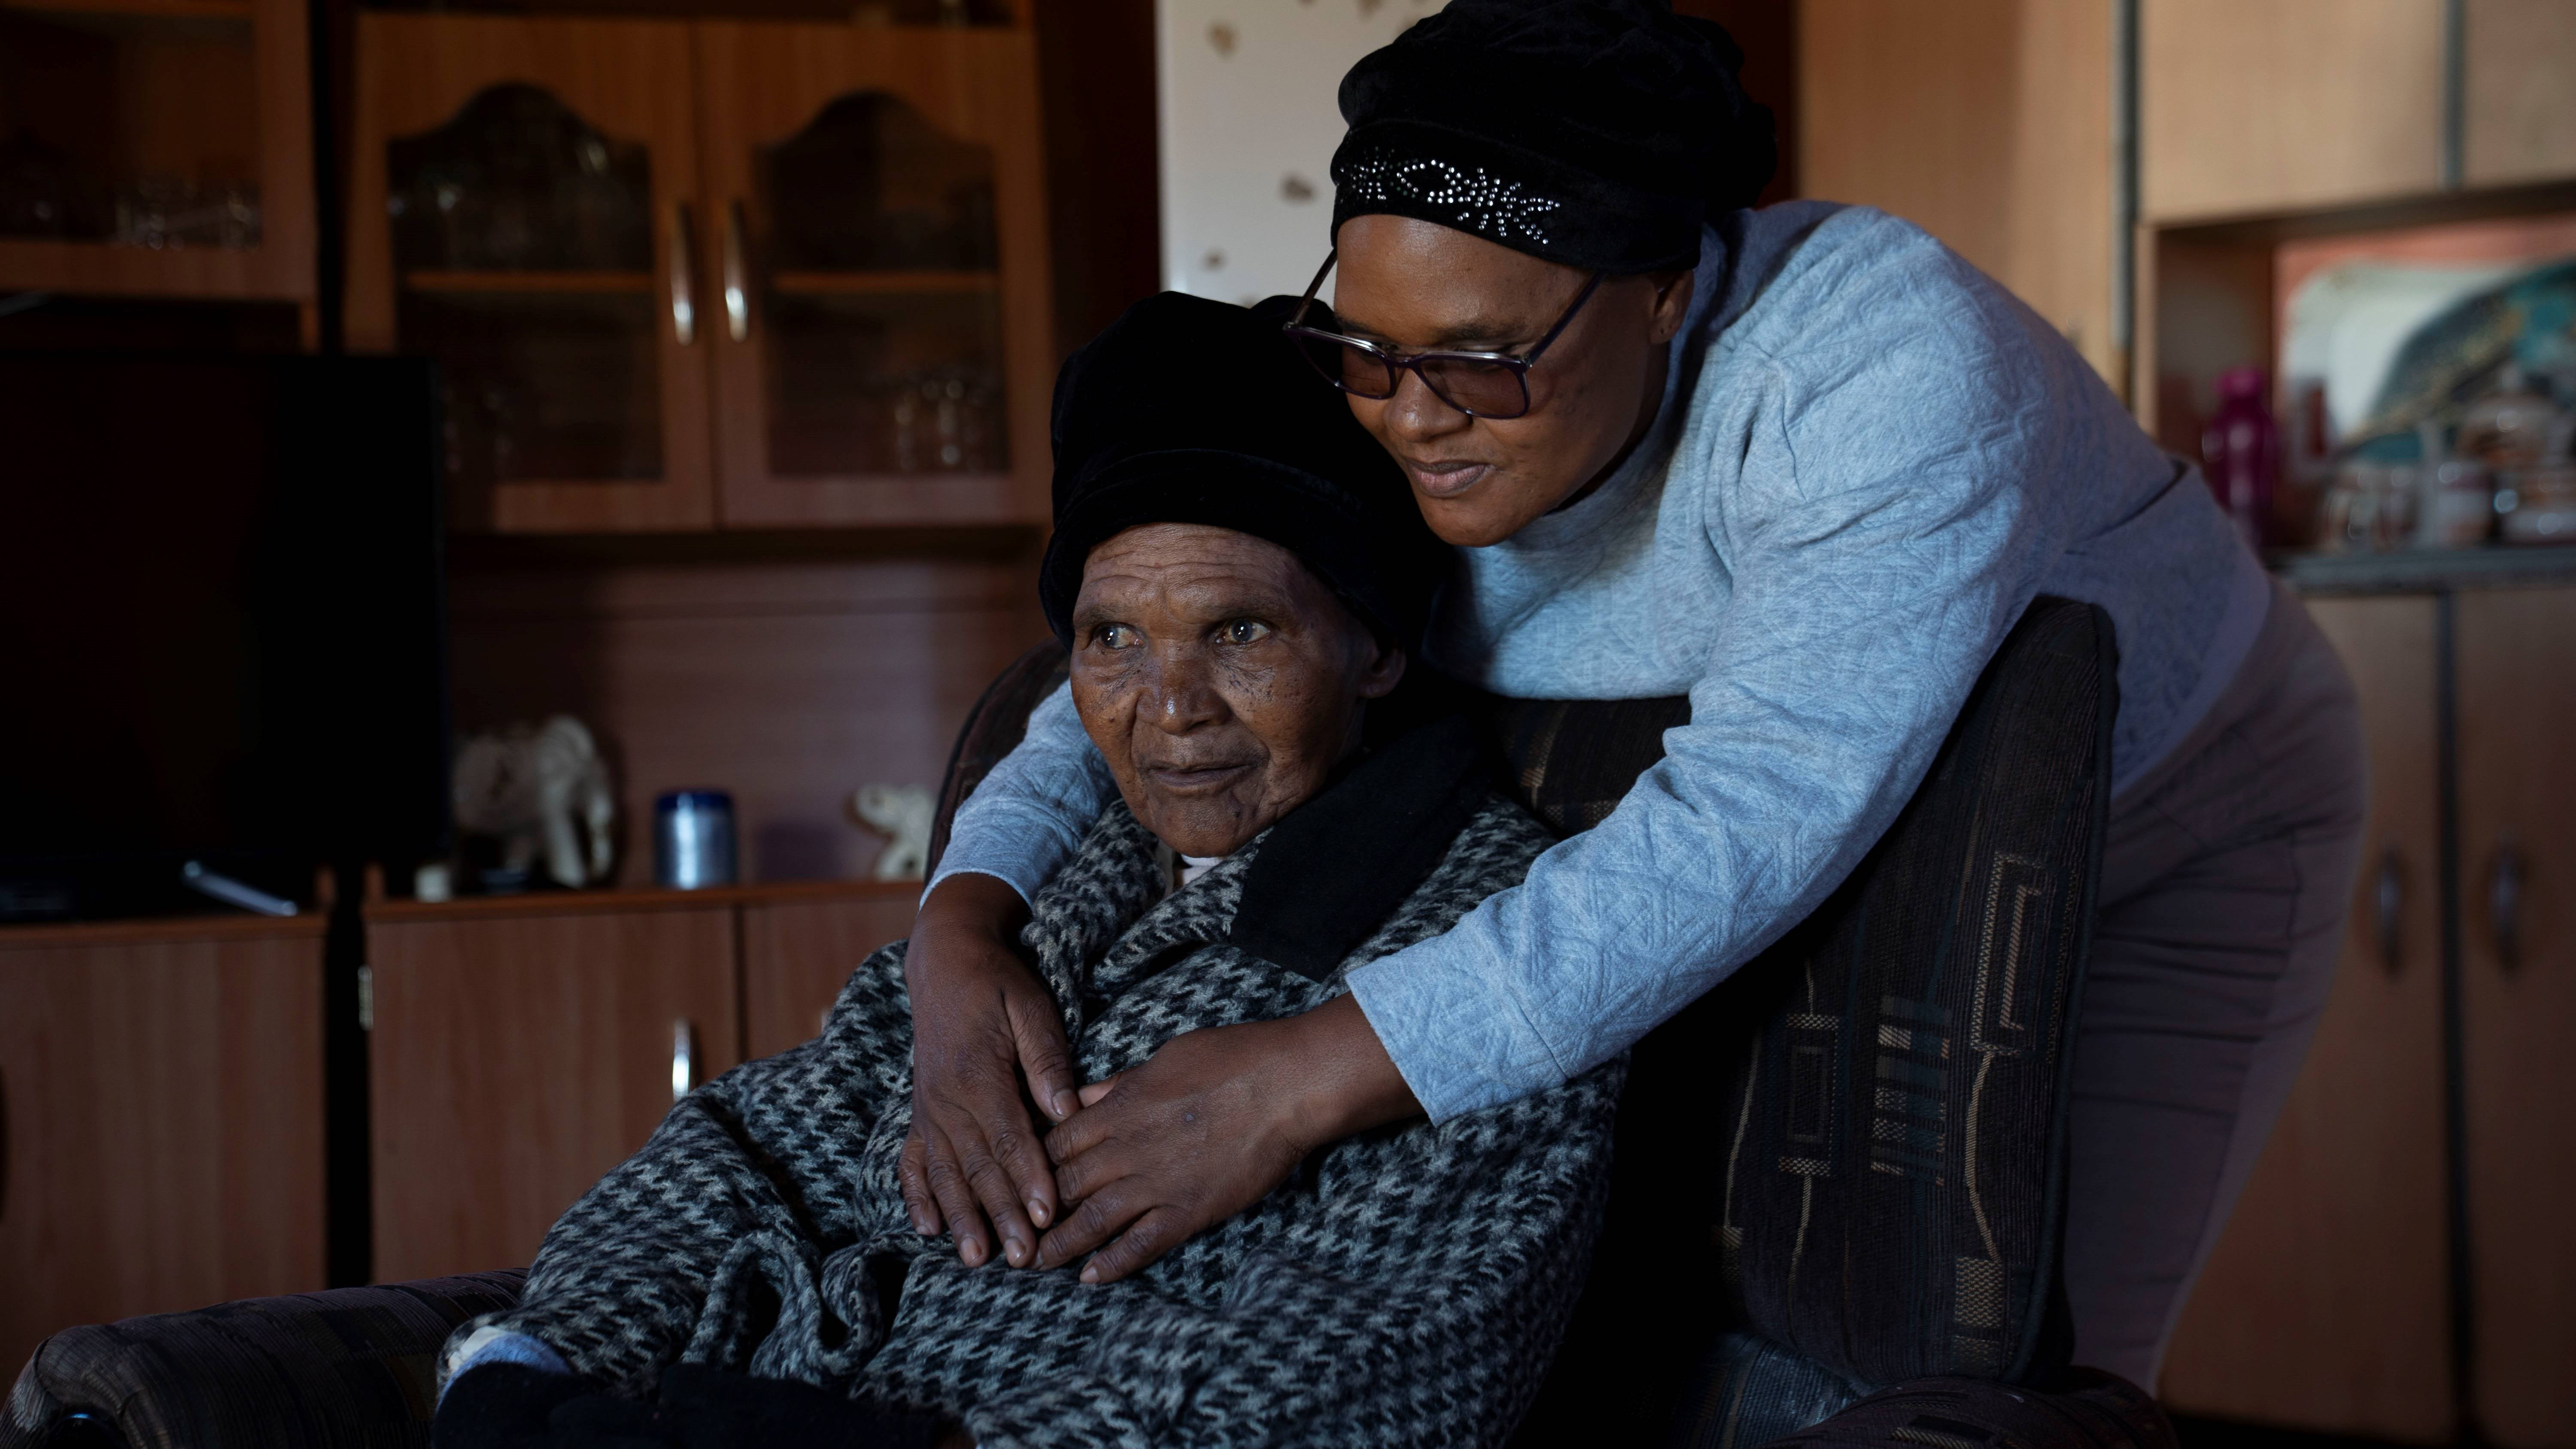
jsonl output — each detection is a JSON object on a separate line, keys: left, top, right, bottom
{"left": 0, "top": 0, "right": 313, "bottom": 303}
{"left": 696, "top": 22, "right": 1053, "bottom": 527}
{"left": 348, "top": 15, "right": 711, "bottom": 533}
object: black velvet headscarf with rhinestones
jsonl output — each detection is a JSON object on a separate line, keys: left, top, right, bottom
{"left": 1039, "top": 290, "right": 1448, "bottom": 653}
{"left": 1330, "top": 0, "right": 1776, "bottom": 273}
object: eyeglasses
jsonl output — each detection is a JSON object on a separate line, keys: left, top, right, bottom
{"left": 1282, "top": 251, "right": 1606, "bottom": 421}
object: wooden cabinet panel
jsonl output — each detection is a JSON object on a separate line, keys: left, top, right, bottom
{"left": 366, "top": 899, "right": 741, "bottom": 1281}
{"left": 2464, "top": 0, "right": 2576, "bottom": 188}
{"left": 2142, "top": 0, "right": 2445, "bottom": 222}
{"left": 0, "top": 0, "right": 313, "bottom": 304}
{"left": 742, "top": 886, "right": 917, "bottom": 1058}
{"left": 2453, "top": 586, "right": 2576, "bottom": 1447}
{"left": 1799, "top": 0, "right": 2122, "bottom": 387}
{"left": 2161, "top": 595, "right": 2451, "bottom": 1441}
{"left": 348, "top": 15, "right": 714, "bottom": 534}
{"left": 0, "top": 917, "right": 326, "bottom": 1376}
{"left": 694, "top": 23, "right": 1054, "bottom": 528}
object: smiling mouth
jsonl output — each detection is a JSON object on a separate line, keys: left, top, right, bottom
{"left": 1402, "top": 458, "right": 1493, "bottom": 498}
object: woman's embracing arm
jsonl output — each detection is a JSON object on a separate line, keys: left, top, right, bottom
{"left": 926, "top": 681, "right": 1117, "bottom": 907}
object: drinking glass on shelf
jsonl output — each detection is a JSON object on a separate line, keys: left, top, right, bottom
{"left": 0, "top": 129, "right": 75, "bottom": 239}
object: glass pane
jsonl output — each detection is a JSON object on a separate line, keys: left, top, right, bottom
{"left": 386, "top": 85, "right": 660, "bottom": 489}
{"left": 401, "top": 289, "right": 661, "bottom": 483}
{"left": 0, "top": 9, "right": 261, "bottom": 247}
{"left": 387, "top": 84, "right": 650, "bottom": 273}
{"left": 766, "top": 289, "right": 1006, "bottom": 475}
{"left": 756, "top": 93, "right": 1008, "bottom": 478}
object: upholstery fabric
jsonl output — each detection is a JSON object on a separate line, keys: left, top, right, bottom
{"left": 1485, "top": 694, "right": 1694, "bottom": 836}
{"left": 3, "top": 1272, "right": 526, "bottom": 1449}
{"left": 1504, "top": 598, "right": 2116, "bottom": 1443}
{"left": 1669, "top": 1333, "right": 1872, "bottom": 1449}
{"left": 1713, "top": 596, "right": 2112, "bottom": 1388}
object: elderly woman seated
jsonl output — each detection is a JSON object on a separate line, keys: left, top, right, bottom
{"left": 430, "top": 294, "right": 1622, "bottom": 1449}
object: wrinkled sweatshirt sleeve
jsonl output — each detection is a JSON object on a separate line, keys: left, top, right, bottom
{"left": 924, "top": 681, "right": 1117, "bottom": 906}
{"left": 1349, "top": 283, "right": 2067, "bottom": 1122}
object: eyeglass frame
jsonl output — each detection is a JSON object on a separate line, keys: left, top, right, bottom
{"left": 1281, "top": 250, "right": 1608, "bottom": 421}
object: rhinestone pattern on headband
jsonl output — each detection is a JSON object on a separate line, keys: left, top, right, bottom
{"left": 1337, "top": 148, "right": 1561, "bottom": 244}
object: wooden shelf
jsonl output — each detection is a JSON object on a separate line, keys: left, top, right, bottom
{"left": 401, "top": 269, "right": 654, "bottom": 295}
{"left": 769, "top": 269, "right": 999, "bottom": 296}
{"left": 2275, "top": 546, "right": 2576, "bottom": 597}
{"left": 365, "top": 876, "right": 916, "bottom": 925}
{"left": 0, "top": 236, "right": 304, "bottom": 301}
{"left": 0, "top": 910, "right": 324, "bottom": 949}
{"left": 0, "top": 0, "right": 253, "bottom": 22}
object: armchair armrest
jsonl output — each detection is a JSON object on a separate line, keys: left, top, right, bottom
{"left": 3, "top": 1271, "right": 523, "bottom": 1449}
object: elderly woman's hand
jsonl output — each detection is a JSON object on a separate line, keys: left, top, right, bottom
{"left": 1035, "top": 994, "right": 1419, "bottom": 1282}
{"left": 899, "top": 872, "right": 1078, "bottom": 1270}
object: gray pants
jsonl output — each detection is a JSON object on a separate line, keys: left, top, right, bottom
{"left": 2064, "top": 579, "right": 2368, "bottom": 1387}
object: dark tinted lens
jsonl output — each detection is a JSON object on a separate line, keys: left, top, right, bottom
{"left": 1417, "top": 355, "right": 1531, "bottom": 417}
{"left": 1290, "top": 330, "right": 1397, "bottom": 399}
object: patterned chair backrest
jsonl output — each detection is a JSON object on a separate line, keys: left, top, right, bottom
{"left": 930, "top": 596, "right": 2115, "bottom": 1397}
{"left": 1707, "top": 596, "right": 2113, "bottom": 1389}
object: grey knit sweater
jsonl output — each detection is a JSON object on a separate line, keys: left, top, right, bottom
{"left": 442, "top": 792, "right": 1625, "bottom": 1449}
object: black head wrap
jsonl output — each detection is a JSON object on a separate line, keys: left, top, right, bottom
{"left": 1039, "top": 291, "right": 1446, "bottom": 653}
{"left": 1330, "top": 0, "right": 1775, "bottom": 273}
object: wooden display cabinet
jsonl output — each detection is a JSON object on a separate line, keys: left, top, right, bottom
{"left": 2463, "top": 0, "right": 2576, "bottom": 189}
{"left": 696, "top": 21, "right": 1054, "bottom": 529}
{"left": 2159, "top": 595, "right": 2452, "bottom": 1441}
{"left": 347, "top": 12, "right": 1054, "bottom": 536}
{"left": 363, "top": 879, "right": 916, "bottom": 1282}
{"left": 347, "top": 16, "right": 715, "bottom": 534}
{"left": 741, "top": 883, "right": 917, "bottom": 1058}
{"left": 1800, "top": 0, "right": 2576, "bottom": 416}
{"left": 365, "top": 887, "right": 743, "bottom": 1282}
{"left": 2163, "top": 582, "right": 2576, "bottom": 1445}
{"left": 0, "top": 0, "right": 315, "bottom": 309}
{"left": 1797, "top": 0, "right": 2121, "bottom": 387}
{"left": 2139, "top": 0, "right": 2446, "bottom": 224}
{"left": 0, "top": 913, "right": 328, "bottom": 1379}
{"left": 2454, "top": 587, "right": 2576, "bottom": 1443}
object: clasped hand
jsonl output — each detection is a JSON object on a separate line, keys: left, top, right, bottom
{"left": 900, "top": 877, "right": 1413, "bottom": 1282}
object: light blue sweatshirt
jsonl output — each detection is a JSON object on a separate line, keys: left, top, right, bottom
{"left": 931, "top": 202, "right": 2270, "bottom": 1122}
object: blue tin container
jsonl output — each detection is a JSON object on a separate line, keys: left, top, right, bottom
{"left": 654, "top": 790, "right": 738, "bottom": 890}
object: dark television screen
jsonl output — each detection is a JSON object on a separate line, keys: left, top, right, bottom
{"left": 0, "top": 355, "right": 449, "bottom": 921}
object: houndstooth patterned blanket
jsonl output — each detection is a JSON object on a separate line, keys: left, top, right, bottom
{"left": 442, "top": 792, "right": 1624, "bottom": 1449}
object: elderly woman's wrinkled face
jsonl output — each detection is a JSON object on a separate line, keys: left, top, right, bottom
{"left": 1070, "top": 522, "right": 1405, "bottom": 858}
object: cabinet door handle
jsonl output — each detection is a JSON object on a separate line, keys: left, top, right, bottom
{"left": 2374, "top": 848, "right": 2403, "bottom": 975}
{"left": 2492, "top": 841, "right": 2525, "bottom": 974}
{"left": 723, "top": 200, "right": 751, "bottom": 344}
{"left": 1, "top": 1060, "right": 10, "bottom": 1225}
{"left": 669, "top": 203, "right": 699, "bottom": 346}
{"left": 671, "top": 1018, "right": 697, "bottom": 1102}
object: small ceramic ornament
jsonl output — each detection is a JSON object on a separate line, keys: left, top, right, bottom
{"left": 453, "top": 715, "right": 617, "bottom": 888}
{"left": 850, "top": 783, "right": 936, "bottom": 882}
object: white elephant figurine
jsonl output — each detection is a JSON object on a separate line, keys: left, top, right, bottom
{"left": 850, "top": 782, "right": 936, "bottom": 882}
{"left": 453, "top": 715, "right": 617, "bottom": 889}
